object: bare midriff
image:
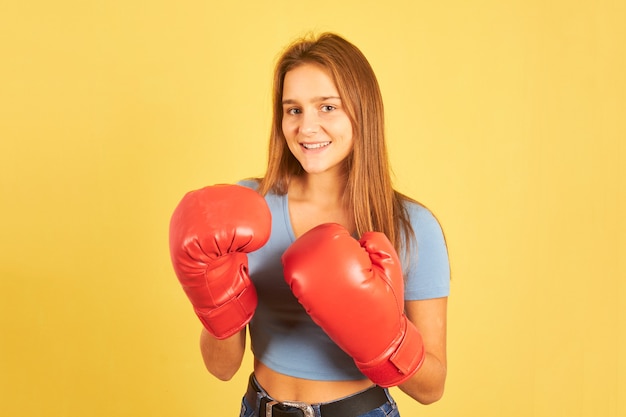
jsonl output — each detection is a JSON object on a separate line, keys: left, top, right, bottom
{"left": 253, "top": 359, "right": 375, "bottom": 404}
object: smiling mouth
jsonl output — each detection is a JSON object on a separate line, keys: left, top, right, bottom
{"left": 302, "top": 141, "right": 331, "bottom": 150}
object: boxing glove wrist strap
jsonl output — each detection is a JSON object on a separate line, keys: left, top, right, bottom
{"left": 356, "top": 319, "right": 425, "bottom": 387}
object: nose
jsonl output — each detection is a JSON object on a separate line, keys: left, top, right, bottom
{"left": 299, "top": 111, "right": 319, "bottom": 135}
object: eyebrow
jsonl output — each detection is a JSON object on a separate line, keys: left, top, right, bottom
{"left": 282, "top": 96, "right": 342, "bottom": 105}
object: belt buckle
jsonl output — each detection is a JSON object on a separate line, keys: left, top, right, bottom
{"left": 265, "top": 400, "right": 315, "bottom": 417}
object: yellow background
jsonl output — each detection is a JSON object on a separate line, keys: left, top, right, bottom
{"left": 1, "top": 1, "right": 624, "bottom": 416}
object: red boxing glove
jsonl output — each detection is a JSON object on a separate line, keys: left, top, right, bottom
{"left": 282, "top": 223, "right": 425, "bottom": 387}
{"left": 169, "top": 184, "right": 271, "bottom": 339}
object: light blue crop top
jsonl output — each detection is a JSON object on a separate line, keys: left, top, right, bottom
{"left": 238, "top": 179, "right": 450, "bottom": 381}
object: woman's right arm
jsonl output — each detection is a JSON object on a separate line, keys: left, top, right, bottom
{"left": 200, "top": 327, "right": 246, "bottom": 381}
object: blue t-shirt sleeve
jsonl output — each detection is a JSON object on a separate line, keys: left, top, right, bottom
{"left": 237, "top": 178, "right": 260, "bottom": 190}
{"left": 403, "top": 202, "right": 451, "bottom": 300}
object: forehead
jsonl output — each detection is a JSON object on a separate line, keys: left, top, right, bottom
{"left": 282, "top": 63, "right": 339, "bottom": 98}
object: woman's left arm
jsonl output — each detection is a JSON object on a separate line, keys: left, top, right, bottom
{"left": 398, "top": 297, "right": 448, "bottom": 404}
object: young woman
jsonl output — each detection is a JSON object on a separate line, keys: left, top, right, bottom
{"left": 169, "top": 32, "right": 450, "bottom": 417}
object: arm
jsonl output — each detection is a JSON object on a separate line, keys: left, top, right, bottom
{"left": 200, "top": 327, "right": 246, "bottom": 381}
{"left": 398, "top": 297, "right": 448, "bottom": 404}
{"left": 169, "top": 185, "right": 270, "bottom": 380}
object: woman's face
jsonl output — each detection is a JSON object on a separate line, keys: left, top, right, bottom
{"left": 281, "top": 63, "right": 354, "bottom": 177}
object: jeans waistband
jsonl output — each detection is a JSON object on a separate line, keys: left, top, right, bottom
{"left": 244, "top": 374, "right": 389, "bottom": 417}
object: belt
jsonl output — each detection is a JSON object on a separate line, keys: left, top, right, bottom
{"left": 244, "top": 374, "right": 389, "bottom": 417}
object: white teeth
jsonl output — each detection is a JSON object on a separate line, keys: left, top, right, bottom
{"left": 302, "top": 141, "right": 330, "bottom": 149}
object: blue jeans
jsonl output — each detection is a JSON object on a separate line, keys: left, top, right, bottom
{"left": 239, "top": 384, "right": 401, "bottom": 417}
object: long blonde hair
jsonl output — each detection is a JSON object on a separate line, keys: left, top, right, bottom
{"left": 257, "top": 32, "right": 415, "bottom": 257}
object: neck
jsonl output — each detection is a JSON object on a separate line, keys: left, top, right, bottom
{"left": 290, "top": 172, "right": 348, "bottom": 206}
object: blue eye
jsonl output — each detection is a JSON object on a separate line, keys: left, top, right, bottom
{"left": 286, "top": 108, "right": 301, "bottom": 115}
